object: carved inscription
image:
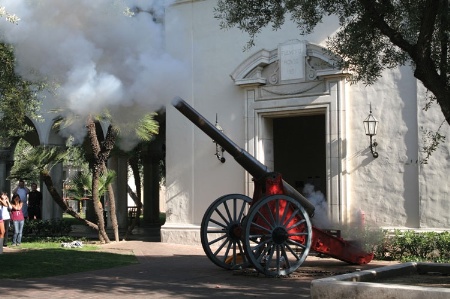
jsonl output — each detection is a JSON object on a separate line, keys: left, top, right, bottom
{"left": 279, "top": 41, "right": 306, "bottom": 81}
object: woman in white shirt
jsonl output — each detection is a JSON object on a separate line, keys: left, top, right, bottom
{"left": 0, "top": 192, "right": 10, "bottom": 253}
{"left": 1, "top": 192, "right": 12, "bottom": 247}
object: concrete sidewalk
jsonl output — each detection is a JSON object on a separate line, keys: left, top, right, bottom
{"left": 0, "top": 240, "right": 398, "bottom": 299}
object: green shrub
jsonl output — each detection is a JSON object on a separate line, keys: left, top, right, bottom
{"left": 373, "top": 229, "right": 450, "bottom": 263}
{"left": 23, "top": 219, "right": 72, "bottom": 237}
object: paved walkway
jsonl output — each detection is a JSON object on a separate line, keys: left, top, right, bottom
{"left": 0, "top": 239, "right": 398, "bottom": 299}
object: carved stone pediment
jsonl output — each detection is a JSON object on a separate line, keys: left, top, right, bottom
{"left": 230, "top": 40, "right": 345, "bottom": 97}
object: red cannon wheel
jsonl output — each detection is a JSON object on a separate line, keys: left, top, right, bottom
{"left": 200, "top": 194, "right": 252, "bottom": 270}
{"left": 242, "top": 194, "right": 312, "bottom": 277}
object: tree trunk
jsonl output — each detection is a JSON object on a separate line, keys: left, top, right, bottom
{"left": 360, "top": 0, "right": 450, "bottom": 126}
{"left": 86, "top": 117, "right": 121, "bottom": 243}
{"left": 41, "top": 171, "right": 98, "bottom": 230}
{"left": 100, "top": 125, "right": 120, "bottom": 242}
{"left": 86, "top": 117, "right": 110, "bottom": 243}
{"left": 106, "top": 182, "right": 119, "bottom": 242}
{"left": 92, "top": 165, "right": 109, "bottom": 243}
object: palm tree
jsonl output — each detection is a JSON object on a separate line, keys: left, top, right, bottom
{"left": 85, "top": 112, "right": 160, "bottom": 242}
{"left": 11, "top": 111, "right": 161, "bottom": 242}
{"left": 9, "top": 145, "right": 100, "bottom": 230}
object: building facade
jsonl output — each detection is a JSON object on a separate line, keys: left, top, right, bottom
{"left": 1, "top": 0, "right": 448, "bottom": 245}
{"left": 162, "top": 0, "right": 450, "bottom": 244}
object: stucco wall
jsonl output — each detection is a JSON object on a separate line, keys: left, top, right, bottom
{"left": 163, "top": 0, "right": 340, "bottom": 242}
{"left": 163, "top": 0, "right": 450, "bottom": 244}
{"left": 417, "top": 85, "right": 450, "bottom": 228}
{"left": 348, "top": 67, "right": 420, "bottom": 227}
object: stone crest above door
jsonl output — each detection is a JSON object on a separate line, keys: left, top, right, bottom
{"left": 230, "top": 40, "right": 345, "bottom": 99}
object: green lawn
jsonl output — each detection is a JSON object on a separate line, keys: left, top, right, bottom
{"left": 0, "top": 242, "right": 138, "bottom": 279}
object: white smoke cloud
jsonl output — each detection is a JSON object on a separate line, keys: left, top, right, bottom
{"left": 303, "top": 183, "right": 331, "bottom": 229}
{"left": 0, "top": 0, "right": 188, "bottom": 146}
{"left": 302, "top": 183, "right": 383, "bottom": 253}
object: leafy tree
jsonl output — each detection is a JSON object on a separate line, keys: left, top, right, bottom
{"left": 12, "top": 139, "right": 40, "bottom": 183}
{"left": 215, "top": 0, "right": 450, "bottom": 127}
{"left": 0, "top": 42, "right": 44, "bottom": 146}
{"left": 0, "top": 6, "right": 19, "bottom": 24}
{"left": 0, "top": 8, "right": 44, "bottom": 146}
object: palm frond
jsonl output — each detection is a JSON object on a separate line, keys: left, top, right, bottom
{"left": 67, "top": 169, "right": 116, "bottom": 200}
{"left": 9, "top": 145, "right": 68, "bottom": 180}
{"left": 135, "top": 113, "right": 159, "bottom": 141}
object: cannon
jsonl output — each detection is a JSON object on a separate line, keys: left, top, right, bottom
{"left": 172, "top": 97, "right": 374, "bottom": 277}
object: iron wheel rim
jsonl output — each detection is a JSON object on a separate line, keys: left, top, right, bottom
{"left": 243, "top": 194, "right": 312, "bottom": 277}
{"left": 200, "top": 194, "right": 252, "bottom": 270}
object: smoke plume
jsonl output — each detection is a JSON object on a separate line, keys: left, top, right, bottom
{"left": 303, "top": 183, "right": 383, "bottom": 252}
{"left": 303, "top": 183, "right": 331, "bottom": 229}
{"left": 0, "top": 0, "right": 188, "bottom": 148}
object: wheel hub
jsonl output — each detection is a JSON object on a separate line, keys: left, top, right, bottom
{"left": 228, "top": 222, "right": 242, "bottom": 241}
{"left": 272, "top": 227, "right": 288, "bottom": 244}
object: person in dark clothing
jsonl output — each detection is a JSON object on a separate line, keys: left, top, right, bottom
{"left": 28, "top": 183, "right": 42, "bottom": 220}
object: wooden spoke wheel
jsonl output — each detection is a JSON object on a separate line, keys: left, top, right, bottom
{"left": 200, "top": 194, "right": 252, "bottom": 270}
{"left": 243, "top": 194, "right": 312, "bottom": 277}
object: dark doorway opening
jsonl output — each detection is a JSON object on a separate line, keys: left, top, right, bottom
{"left": 273, "top": 114, "right": 326, "bottom": 197}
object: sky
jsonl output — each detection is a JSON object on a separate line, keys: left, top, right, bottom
{"left": 0, "top": 0, "right": 188, "bottom": 149}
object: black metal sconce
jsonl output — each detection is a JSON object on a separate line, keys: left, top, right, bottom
{"left": 363, "top": 104, "right": 379, "bottom": 158}
{"left": 214, "top": 114, "right": 226, "bottom": 163}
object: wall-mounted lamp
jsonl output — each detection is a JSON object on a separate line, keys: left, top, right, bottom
{"left": 363, "top": 104, "right": 379, "bottom": 158}
{"left": 214, "top": 114, "right": 226, "bottom": 163}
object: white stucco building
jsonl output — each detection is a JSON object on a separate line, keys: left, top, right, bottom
{"left": 1, "top": 0, "right": 448, "bottom": 246}
{"left": 162, "top": 0, "right": 450, "bottom": 244}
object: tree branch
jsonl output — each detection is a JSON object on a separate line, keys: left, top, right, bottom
{"left": 439, "top": 0, "right": 449, "bottom": 82}
{"left": 416, "top": 0, "right": 439, "bottom": 57}
{"left": 358, "top": 0, "right": 416, "bottom": 56}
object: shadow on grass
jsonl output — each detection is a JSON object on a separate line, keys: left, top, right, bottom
{"left": 0, "top": 249, "right": 138, "bottom": 279}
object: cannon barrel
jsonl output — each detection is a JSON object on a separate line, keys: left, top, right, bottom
{"left": 172, "top": 97, "right": 316, "bottom": 216}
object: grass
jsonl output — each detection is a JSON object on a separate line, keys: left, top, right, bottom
{"left": 0, "top": 242, "right": 138, "bottom": 279}
{"left": 0, "top": 210, "right": 168, "bottom": 279}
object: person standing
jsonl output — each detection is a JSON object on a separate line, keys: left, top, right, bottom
{"left": 0, "top": 193, "right": 9, "bottom": 253}
{"left": 28, "top": 183, "right": 42, "bottom": 220}
{"left": 0, "top": 192, "right": 12, "bottom": 247}
{"left": 10, "top": 194, "right": 25, "bottom": 246}
{"left": 12, "top": 179, "right": 30, "bottom": 220}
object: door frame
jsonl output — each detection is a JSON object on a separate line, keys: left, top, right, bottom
{"left": 242, "top": 79, "right": 347, "bottom": 224}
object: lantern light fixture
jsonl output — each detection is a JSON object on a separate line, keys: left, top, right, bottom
{"left": 363, "top": 104, "right": 379, "bottom": 158}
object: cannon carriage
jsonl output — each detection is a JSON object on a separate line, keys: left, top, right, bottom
{"left": 172, "top": 97, "right": 373, "bottom": 277}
